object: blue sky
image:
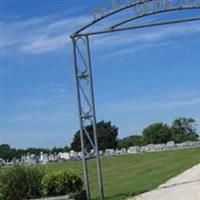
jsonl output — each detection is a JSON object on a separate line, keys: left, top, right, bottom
{"left": 1, "top": 0, "right": 200, "bottom": 148}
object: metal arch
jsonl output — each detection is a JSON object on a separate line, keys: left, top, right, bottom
{"left": 76, "top": 16, "right": 200, "bottom": 36}
{"left": 70, "top": 1, "right": 200, "bottom": 200}
{"left": 71, "top": 0, "right": 154, "bottom": 36}
{"left": 110, "top": 6, "right": 200, "bottom": 29}
{"left": 71, "top": 0, "right": 200, "bottom": 37}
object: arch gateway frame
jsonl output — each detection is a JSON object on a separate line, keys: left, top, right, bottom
{"left": 70, "top": 0, "right": 200, "bottom": 199}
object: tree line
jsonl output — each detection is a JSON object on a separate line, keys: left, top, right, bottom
{"left": 0, "top": 117, "right": 199, "bottom": 161}
{"left": 71, "top": 117, "right": 199, "bottom": 151}
{"left": 118, "top": 118, "right": 198, "bottom": 149}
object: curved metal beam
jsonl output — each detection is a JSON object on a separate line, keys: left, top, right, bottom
{"left": 110, "top": 6, "right": 200, "bottom": 29}
{"left": 71, "top": 0, "right": 154, "bottom": 37}
{"left": 71, "top": 0, "right": 200, "bottom": 37}
{"left": 75, "top": 16, "right": 200, "bottom": 37}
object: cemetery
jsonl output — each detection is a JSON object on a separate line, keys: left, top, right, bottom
{"left": 1, "top": 140, "right": 200, "bottom": 168}
{"left": 1, "top": 147, "right": 200, "bottom": 200}
{"left": 1, "top": 1, "right": 200, "bottom": 199}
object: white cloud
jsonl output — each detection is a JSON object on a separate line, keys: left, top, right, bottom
{"left": 1, "top": 13, "right": 91, "bottom": 55}
{"left": 98, "top": 92, "right": 200, "bottom": 114}
{"left": 19, "top": 34, "right": 67, "bottom": 54}
{"left": 91, "top": 21, "right": 200, "bottom": 51}
{"left": 110, "top": 41, "right": 171, "bottom": 57}
{"left": 1, "top": 10, "right": 200, "bottom": 56}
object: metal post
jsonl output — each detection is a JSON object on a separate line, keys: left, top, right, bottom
{"left": 71, "top": 35, "right": 104, "bottom": 200}
{"left": 86, "top": 35, "right": 104, "bottom": 200}
{"left": 72, "top": 38, "right": 91, "bottom": 200}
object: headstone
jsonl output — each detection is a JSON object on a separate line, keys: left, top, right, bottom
{"left": 58, "top": 152, "right": 70, "bottom": 161}
{"left": 141, "top": 145, "right": 149, "bottom": 152}
{"left": 166, "top": 141, "right": 176, "bottom": 149}
{"left": 105, "top": 149, "right": 115, "bottom": 156}
{"left": 147, "top": 144, "right": 155, "bottom": 152}
{"left": 127, "top": 146, "right": 140, "bottom": 154}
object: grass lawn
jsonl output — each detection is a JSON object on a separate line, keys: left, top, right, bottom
{"left": 1, "top": 148, "right": 200, "bottom": 200}
{"left": 46, "top": 148, "right": 200, "bottom": 200}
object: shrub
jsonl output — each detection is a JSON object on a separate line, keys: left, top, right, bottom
{"left": 0, "top": 166, "right": 44, "bottom": 200}
{"left": 42, "top": 169, "right": 83, "bottom": 197}
{"left": 0, "top": 166, "right": 83, "bottom": 199}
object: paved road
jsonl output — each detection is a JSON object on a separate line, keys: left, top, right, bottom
{"left": 129, "top": 164, "right": 200, "bottom": 200}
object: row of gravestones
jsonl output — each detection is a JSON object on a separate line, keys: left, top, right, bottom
{"left": 127, "top": 141, "right": 200, "bottom": 154}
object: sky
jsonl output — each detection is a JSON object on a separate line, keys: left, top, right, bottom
{"left": 0, "top": 0, "right": 200, "bottom": 148}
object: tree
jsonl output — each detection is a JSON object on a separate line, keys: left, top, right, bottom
{"left": 171, "top": 117, "right": 199, "bottom": 143}
{"left": 0, "top": 144, "right": 10, "bottom": 151}
{"left": 143, "top": 123, "right": 172, "bottom": 144}
{"left": 71, "top": 121, "right": 118, "bottom": 151}
{"left": 63, "top": 146, "right": 71, "bottom": 152}
{"left": 117, "top": 135, "right": 143, "bottom": 149}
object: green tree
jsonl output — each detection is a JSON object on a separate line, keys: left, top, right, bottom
{"left": 118, "top": 135, "right": 144, "bottom": 149}
{"left": 143, "top": 123, "right": 172, "bottom": 144}
{"left": 63, "top": 146, "right": 71, "bottom": 152}
{"left": 71, "top": 121, "right": 118, "bottom": 151}
{"left": 0, "top": 144, "right": 15, "bottom": 161}
{"left": 171, "top": 117, "right": 199, "bottom": 143}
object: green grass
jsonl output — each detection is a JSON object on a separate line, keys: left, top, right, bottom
{"left": 1, "top": 148, "right": 200, "bottom": 200}
{"left": 46, "top": 148, "right": 200, "bottom": 200}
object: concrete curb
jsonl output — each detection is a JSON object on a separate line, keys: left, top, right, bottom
{"left": 30, "top": 190, "right": 87, "bottom": 200}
